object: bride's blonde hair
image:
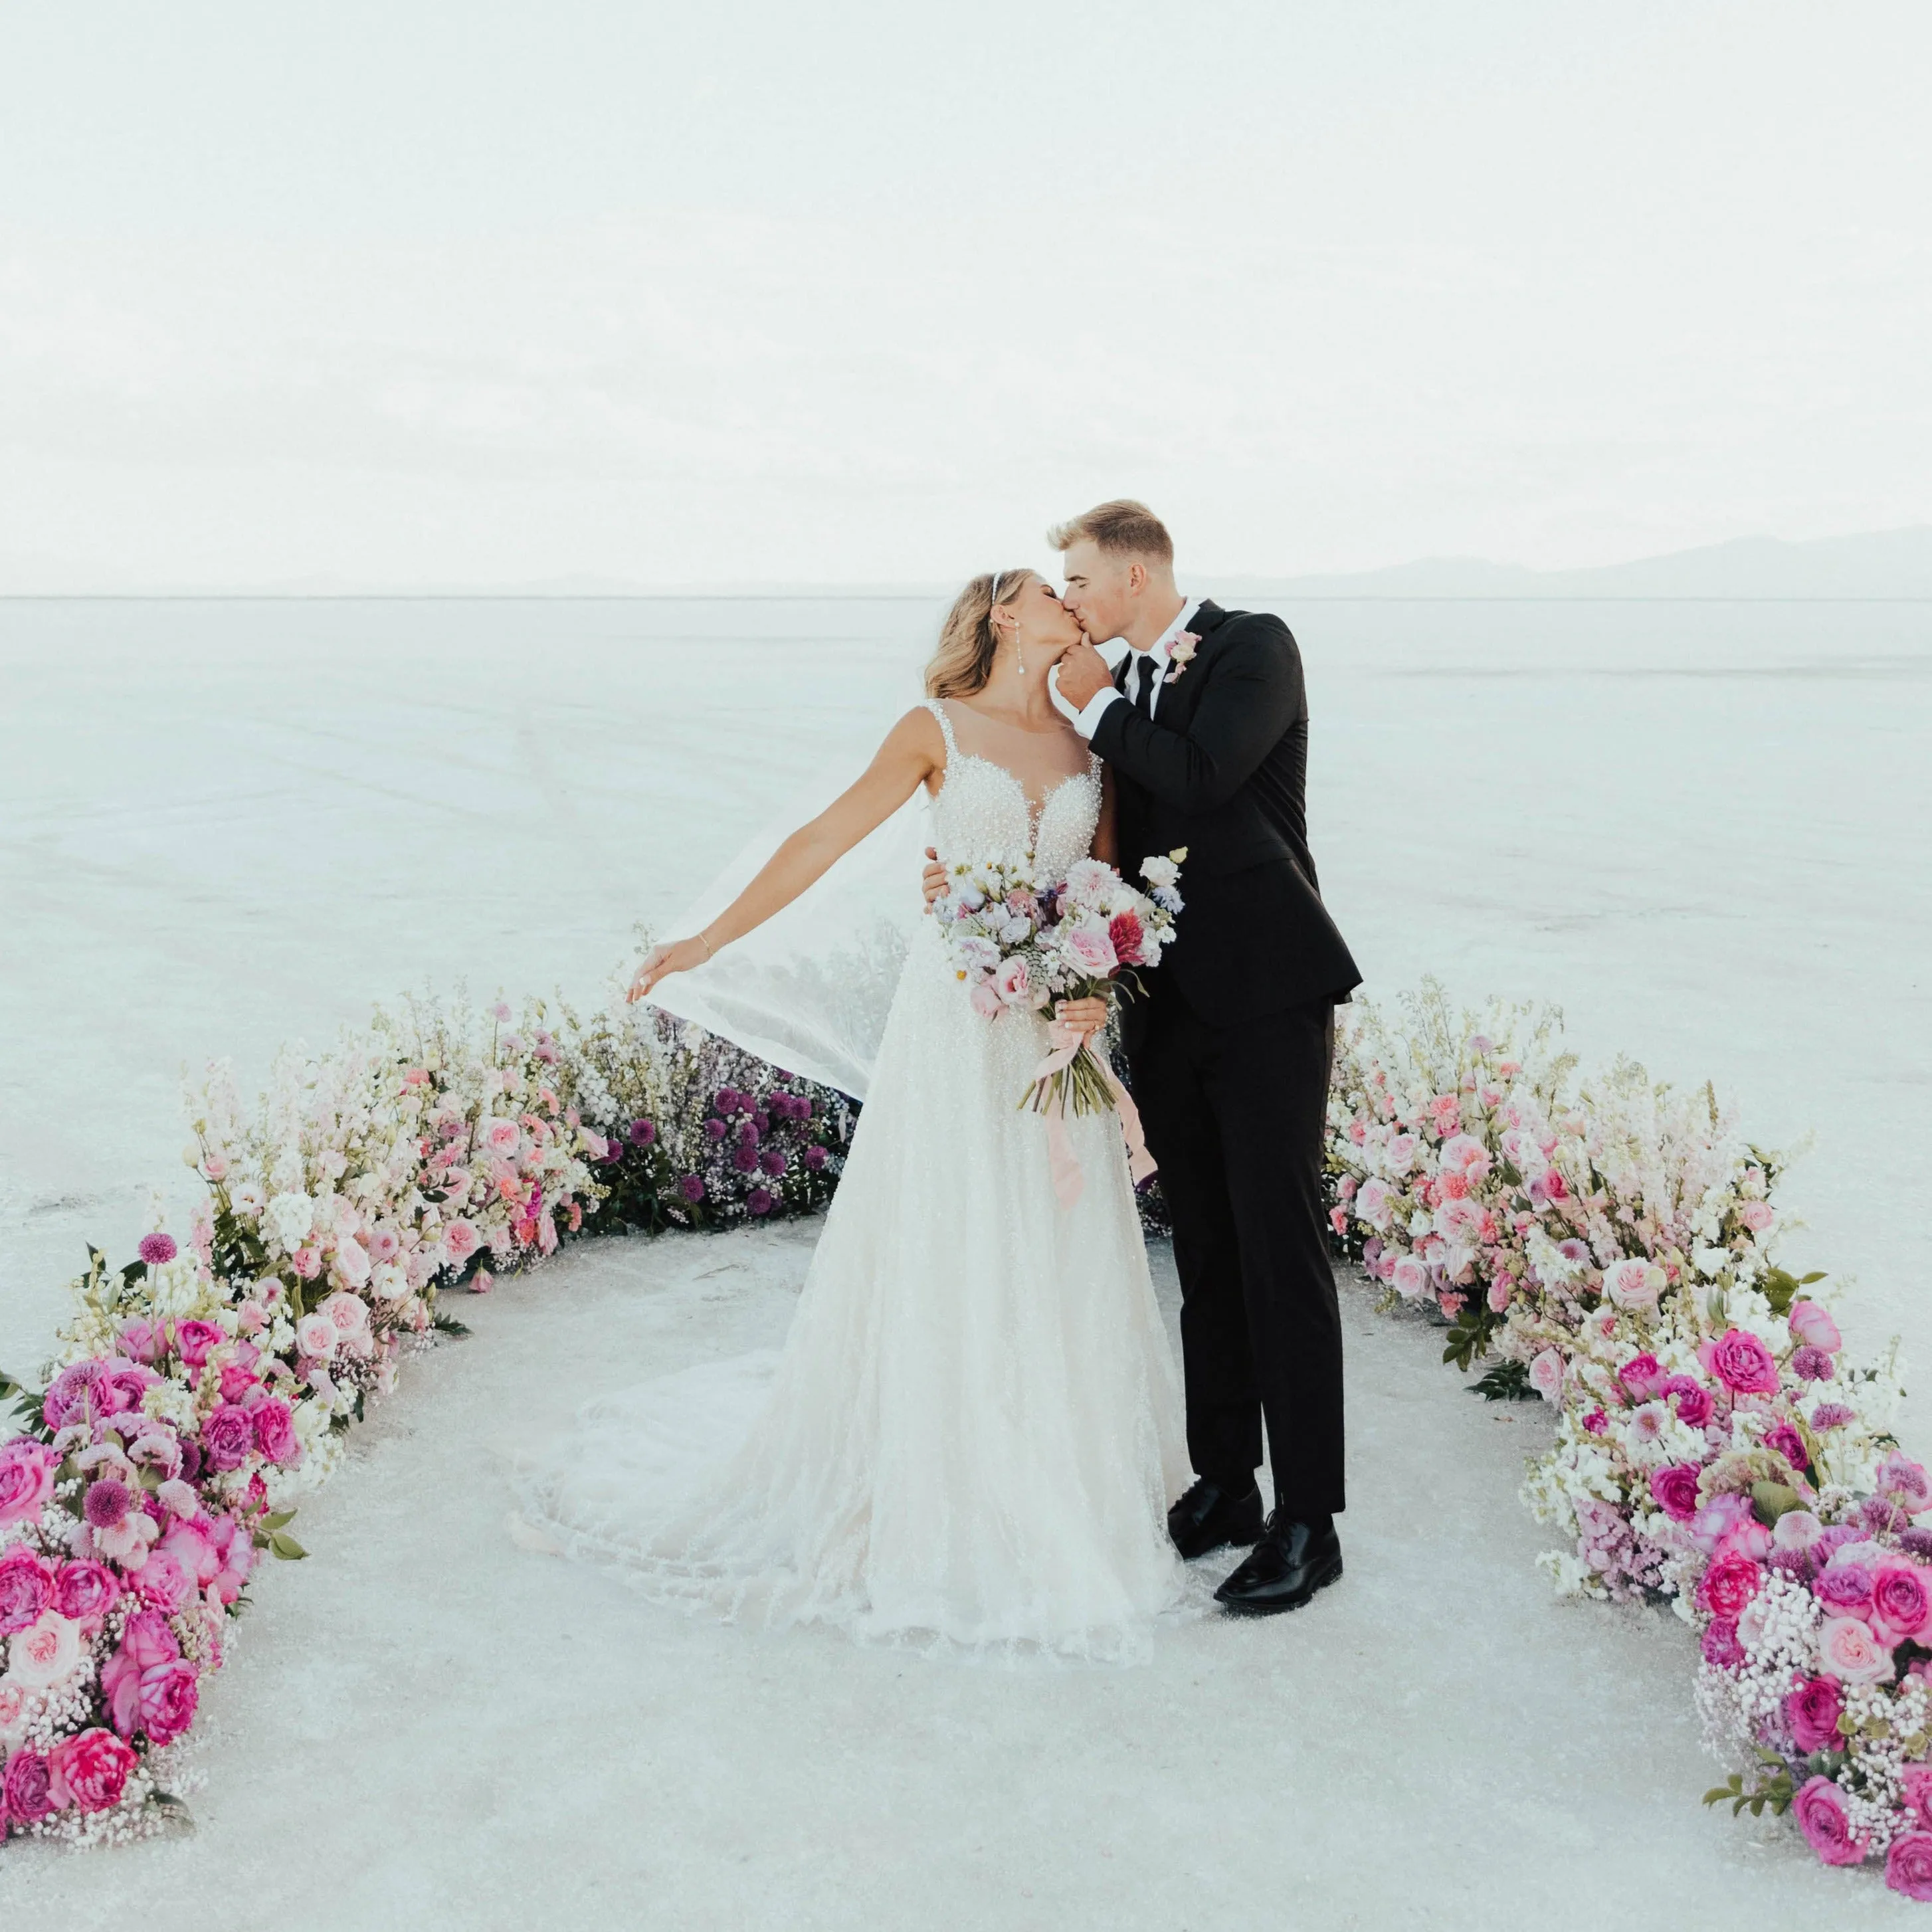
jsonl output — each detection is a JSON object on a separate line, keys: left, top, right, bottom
{"left": 924, "top": 569, "right": 1036, "bottom": 699}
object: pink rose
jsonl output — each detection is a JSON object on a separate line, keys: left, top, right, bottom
{"left": 134, "top": 1660, "right": 200, "bottom": 1747}
{"left": 1887, "top": 1833, "right": 1932, "bottom": 1903}
{"left": 158, "top": 1515, "right": 221, "bottom": 1589}
{"left": 1736, "top": 1199, "right": 1775, "bottom": 1232}
{"left": 6, "top": 1610, "right": 83, "bottom": 1688}
{"left": 1386, "top": 1133, "right": 1418, "bottom": 1174}
{"left": 1818, "top": 1614, "right": 1894, "bottom": 1686}
{"left": 1785, "top": 1676, "right": 1844, "bottom": 1754}
{"left": 296, "top": 1312, "right": 338, "bottom": 1359}
{"left": 0, "top": 1546, "right": 54, "bottom": 1634}
{"left": 1064, "top": 921, "right": 1117, "bottom": 976}
{"left": 199, "top": 1402, "right": 256, "bottom": 1473}
{"left": 47, "top": 1726, "right": 136, "bottom": 1814}
{"left": 333, "top": 1237, "right": 371, "bottom": 1289}
{"left": 1, "top": 1747, "right": 54, "bottom": 1822}
{"left": 1527, "top": 1348, "right": 1565, "bottom": 1402}
{"left": 1763, "top": 1421, "right": 1810, "bottom": 1473}
{"left": 1872, "top": 1563, "right": 1932, "bottom": 1646}
{"left": 251, "top": 1397, "right": 300, "bottom": 1466}
{"left": 1391, "top": 1255, "right": 1430, "bottom": 1303}
{"left": 0, "top": 1436, "right": 57, "bottom": 1527}
{"left": 1618, "top": 1353, "right": 1666, "bottom": 1400}
{"left": 967, "top": 980, "right": 1003, "bottom": 1020}
{"left": 1788, "top": 1300, "right": 1842, "bottom": 1353}
{"left": 53, "top": 1559, "right": 121, "bottom": 1625}
{"left": 1697, "top": 1328, "right": 1780, "bottom": 1397}
{"left": 440, "top": 1220, "right": 480, "bottom": 1266}
{"left": 1357, "top": 1179, "right": 1392, "bottom": 1228}
{"left": 1662, "top": 1375, "right": 1713, "bottom": 1428}
{"left": 483, "top": 1118, "right": 522, "bottom": 1157}
{"left": 1327, "top": 1206, "right": 1349, "bottom": 1236}
{"left": 1792, "top": 1775, "right": 1867, "bottom": 1867}
{"left": 175, "top": 1318, "right": 225, "bottom": 1368}
{"left": 1602, "top": 1258, "right": 1662, "bottom": 1313}
{"left": 118, "top": 1317, "right": 166, "bottom": 1364}
{"left": 1901, "top": 1765, "right": 1932, "bottom": 1834}
{"left": 1650, "top": 1464, "right": 1702, "bottom": 1522}
{"left": 206, "top": 1511, "right": 255, "bottom": 1605}
{"left": 130, "top": 1549, "right": 195, "bottom": 1612}
{"left": 1696, "top": 1553, "right": 1763, "bottom": 1620}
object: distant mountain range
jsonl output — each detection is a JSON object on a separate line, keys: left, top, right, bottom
{"left": 5, "top": 526, "right": 1932, "bottom": 599}
{"left": 1230, "top": 525, "right": 1932, "bottom": 601}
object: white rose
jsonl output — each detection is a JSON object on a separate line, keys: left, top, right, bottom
{"left": 6, "top": 1611, "right": 83, "bottom": 1689}
{"left": 371, "top": 1261, "right": 410, "bottom": 1301}
{"left": 296, "top": 1313, "right": 338, "bottom": 1359}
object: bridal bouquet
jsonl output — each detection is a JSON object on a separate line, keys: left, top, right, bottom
{"left": 934, "top": 852, "right": 1183, "bottom": 1199}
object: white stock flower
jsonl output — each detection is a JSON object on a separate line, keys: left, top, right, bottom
{"left": 266, "top": 1192, "right": 315, "bottom": 1246}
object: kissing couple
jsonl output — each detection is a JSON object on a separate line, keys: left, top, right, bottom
{"left": 518, "top": 500, "right": 1361, "bottom": 1660}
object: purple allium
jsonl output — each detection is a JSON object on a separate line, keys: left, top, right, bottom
{"left": 736, "top": 1119, "right": 761, "bottom": 1147}
{"left": 732, "top": 1144, "right": 759, "bottom": 1175}
{"left": 747, "top": 1187, "right": 773, "bottom": 1216}
{"left": 678, "top": 1175, "right": 706, "bottom": 1204}
{"left": 1862, "top": 1496, "right": 1910, "bottom": 1536}
{"left": 628, "top": 1119, "right": 656, "bottom": 1147}
{"left": 759, "top": 1149, "right": 785, "bottom": 1177}
{"left": 1899, "top": 1529, "right": 1932, "bottom": 1563}
{"left": 1810, "top": 1401, "right": 1857, "bottom": 1432}
{"left": 138, "top": 1232, "right": 178, "bottom": 1268}
{"left": 1791, "top": 1346, "right": 1835, "bottom": 1382}
{"left": 803, "top": 1145, "right": 828, "bottom": 1172}
{"left": 752, "top": 1110, "right": 771, "bottom": 1135}
{"left": 715, "top": 1088, "right": 741, "bottom": 1115}
{"left": 84, "top": 1478, "right": 134, "bottom": 1528}
{"left": 703, "top": 1117, "right": 727, "bottom": 1143}
{"left": 603, "top": 1140, "right": 625, "bottom": 1164}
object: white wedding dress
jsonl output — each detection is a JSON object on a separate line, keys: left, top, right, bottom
{"left": 516, "top": 700, "right": 1193, "bottom": 1662}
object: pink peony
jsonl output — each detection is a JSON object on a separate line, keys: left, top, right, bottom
{"left": 1650, "top": 1464, "right": 1702, "bottom": 1522}
{"left": 1697, "top": 1553, "right": 1764, "bottom": 1620}
{"left": 1785, "top": 1676, "right": 1845, "bottom": 1753}
{"left": 1698, "top": 1328, "right": 1780, "bottom": 1397}
{"left": 199, "top": 1402, "right": 256, "bottom": 1472}
{"left": 2, "top": 1746, "right": 55, "bottom": 1822}
{"left": 1888, "top": 1833, "right": 1932, "bottom": 1903}
{"left": 47, "top": 1726, "right": 136, "bottom": 1814}
{"left": 251, "top": 1397, "right": 300, "bottom": 1466}
{"left": 158, "top": 1514, "right": 221, "bottom": 1590}
{"left": 1788, "top": 1300, "right": 1842, "bottom": 1353}
{"left": 1792, "top": 1775, "right": 1867, "bottom": 1866}
{"left": 130, "top": 1548, "right": 195, "bottom": 1612}
{"left": 0, "top": 1546, "right": 55, "bottom": 1634}
{"left": 0, "top": 1436, "right": 57, "bottom": 1527}
{"left": 1818, "top": 1614, "right": 1894, "bottom": 1686}
{"left": 1871, "top": 1563, "right": 1932, "bottom": 1646}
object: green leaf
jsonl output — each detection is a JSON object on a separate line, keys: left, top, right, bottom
{"left": 268, "top": 1531, "right": 308, "bottom": 1561}
{"left": 1468, "top": 1358, "right": 1536, "bottom": 1402}
{"left": 431, "top": 1311, "right": 472, "bottom": 1339}
{"left": 261, "top": 1509, "right": 297, "bottom": 1531}
{"left": 1751, "top": 1481, "right": 1805, "bottom": 1525}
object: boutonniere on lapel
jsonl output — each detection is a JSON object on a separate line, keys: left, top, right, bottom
{"left": 1163, "top": 632, "right": 1201, "bottom": 684}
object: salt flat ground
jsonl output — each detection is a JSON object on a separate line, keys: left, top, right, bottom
{"left": 1, "top": 595, "right": 1928, "bottom": 1927}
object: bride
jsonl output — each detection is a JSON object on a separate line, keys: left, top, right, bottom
{"left": 515, "top": 569, "right": 1193, "bottom": 1660}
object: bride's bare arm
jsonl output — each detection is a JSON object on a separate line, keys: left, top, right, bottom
{"left": 1090, "top": 763, "right": 1119, "bottom": 865}
{"left": 628, "top": 708, "right": 943, "bottom": 1001}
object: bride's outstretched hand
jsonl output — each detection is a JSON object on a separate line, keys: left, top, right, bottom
{"left": 626, "top": 937, "right": 711, "bottom": 1003}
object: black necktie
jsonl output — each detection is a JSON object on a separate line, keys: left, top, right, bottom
{"left": 1132, "top": 652, "right": 1158, "bottom": 718}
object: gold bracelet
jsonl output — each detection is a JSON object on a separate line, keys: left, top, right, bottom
{"left": 696, "top": 929, "right": 716, "bottom": 959}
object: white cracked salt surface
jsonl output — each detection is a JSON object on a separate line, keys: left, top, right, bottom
{"left": 1, "top": 595, "right": 1927, "bottom": 1927}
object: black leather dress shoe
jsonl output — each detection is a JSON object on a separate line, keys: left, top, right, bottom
{"left": 1167, "top": 1478, "right": 1264, "bottom": 1560}
{"left": 1214, "top": 1512, "right": 1343, "bottom": 1614}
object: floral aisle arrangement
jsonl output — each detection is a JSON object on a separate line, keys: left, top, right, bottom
{"left": 1323, "top": 982, "right": 1932, "bottom": 1901}
{"left": 0, "top": 990, "right": 846, "bottom": 1848}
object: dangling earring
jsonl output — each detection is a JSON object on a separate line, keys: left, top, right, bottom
{"left": 1015, "top": 634, "right": 1026, "bottom": 676}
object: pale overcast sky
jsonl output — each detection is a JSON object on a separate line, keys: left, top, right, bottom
{"left": 2, "top": 3, "right": 1927, "bottom": 589}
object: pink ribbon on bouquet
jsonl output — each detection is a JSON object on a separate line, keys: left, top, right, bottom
{"left": 1030, "top": 1018, "right": 1158, "bottom": 1208}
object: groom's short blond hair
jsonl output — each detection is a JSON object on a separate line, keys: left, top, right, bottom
{"left": 1048, "top": 499, "right": 1173, "bottom": 566}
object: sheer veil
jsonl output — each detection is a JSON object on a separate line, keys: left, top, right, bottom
{"left": 644, "top": 713, "right": 934, "bottom": 1104}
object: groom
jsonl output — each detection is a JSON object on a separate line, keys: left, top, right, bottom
{"left": 933, "top": 500, "right": 1360, "bottom": 1613}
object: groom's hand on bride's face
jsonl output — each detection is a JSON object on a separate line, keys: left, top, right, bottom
{"left": 921, "top": 846, "right": 947, "bottom": 911}
{"left": 1055, "top": 640, "right": 1112, "bottom": 710}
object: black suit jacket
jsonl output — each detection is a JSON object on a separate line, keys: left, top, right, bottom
{"left": 1091, "top": 601, "right": 1360, "bottom": 1030}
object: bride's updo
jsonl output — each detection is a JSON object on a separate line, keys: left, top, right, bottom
{"left": 925, "top": 569, "right": 1035, "bottom": 698}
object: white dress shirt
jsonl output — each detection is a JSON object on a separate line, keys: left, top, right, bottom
{"left": 1050, "top": 597, "right": 1202, "bottom": 739}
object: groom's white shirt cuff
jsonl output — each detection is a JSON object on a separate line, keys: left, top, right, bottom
{"left": 1050, "top": 597, "right": 1200, "bottom": 739}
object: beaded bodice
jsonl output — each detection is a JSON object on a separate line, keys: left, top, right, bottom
{"left": 921, "top": 699, "right": 1102, "bottom": 880}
